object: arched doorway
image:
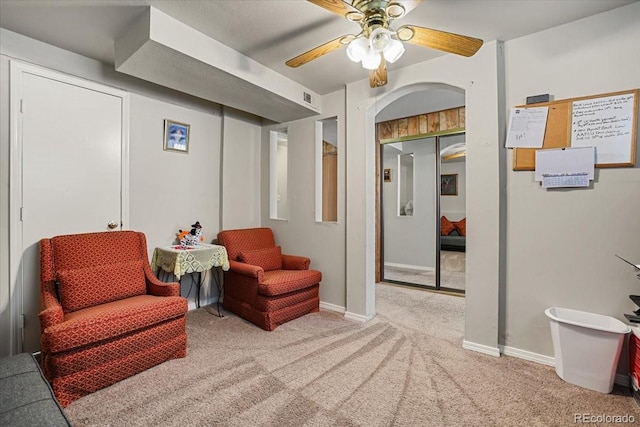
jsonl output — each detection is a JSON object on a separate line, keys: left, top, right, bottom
{"left": 374, "top": 85, "right": 467, "bottom": 294}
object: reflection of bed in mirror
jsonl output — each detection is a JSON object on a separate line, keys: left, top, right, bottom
{"left": 440, "top": 215, "right": 466, "bottom": 252}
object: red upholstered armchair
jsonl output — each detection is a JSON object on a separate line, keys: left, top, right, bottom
{"left": 217, "top": 227, "right": 321, "bottom": 331}
{"left": 39, "top": 231, "right": 188, "bottom": 407}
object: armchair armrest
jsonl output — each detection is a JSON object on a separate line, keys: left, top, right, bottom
{"left": 144, "top": 264, "right": 180, "bottom": 297}
{"left": 39, "top": 280, "right": 64, "bottom": 333}
{"left": 282, "top": 254, "right": 310, "bottom": 270}
{"left": 229, "top": 260, "right": 264, "bottom": 280}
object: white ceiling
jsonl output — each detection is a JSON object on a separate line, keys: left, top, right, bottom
{"left": 1, "top": 0, "right": 637, "bottom": 97}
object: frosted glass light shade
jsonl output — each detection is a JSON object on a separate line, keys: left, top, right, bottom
{"left": 370, "top": 27, "right": 392, "bottom": 52}
{"left": 383, "top": 39, "right": 405, "bottom": 63}
{"left": 346, "top": 37, "right": 369, "bottom": 62}
{"left": 362, "top": 48, "right": 381, "bottom": 70}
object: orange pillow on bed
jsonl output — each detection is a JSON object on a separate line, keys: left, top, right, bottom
{"left": 440, "top": 216, "right": 456, "bottom": 236}
{"left": 453, "top": 218, "right": 466, "bottom": 237}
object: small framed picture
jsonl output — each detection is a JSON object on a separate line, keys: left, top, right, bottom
{"left": 164, "top": 120, "right": 190, "bottom": 153}
{"left": 383, "top": 168, "right": 392, "bottom": 182}
{"left": 441, "top": 174, "right": 458, "bottom": 196}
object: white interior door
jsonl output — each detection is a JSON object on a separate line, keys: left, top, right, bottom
{"left": 13, "top": 63, "right": 128, "bottom": 353}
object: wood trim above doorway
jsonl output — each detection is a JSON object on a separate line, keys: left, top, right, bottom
{"left": 376, "top": 106, "right": 465, "bottom": 142}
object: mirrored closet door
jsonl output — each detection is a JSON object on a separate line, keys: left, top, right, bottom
{"left": 381, "top": 133, "right": 466, "bottom": 293}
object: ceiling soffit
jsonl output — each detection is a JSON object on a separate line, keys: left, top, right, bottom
{"left": 115, "top": 7, "right": 321, "bottom": 123}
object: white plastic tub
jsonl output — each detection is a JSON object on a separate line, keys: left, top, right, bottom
{"left": 545, "top": 307, "right": 631, "bottom": 393}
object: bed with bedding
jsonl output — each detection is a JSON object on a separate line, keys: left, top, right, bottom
{"left": 440, "top": 216, "right": 466, "bottom": 252}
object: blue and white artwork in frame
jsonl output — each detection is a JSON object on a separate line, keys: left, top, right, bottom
{"left": 164, "top": 119, "right": 190, "bottom": 153}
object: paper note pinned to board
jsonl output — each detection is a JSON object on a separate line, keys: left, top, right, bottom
{"left": 535, "top": 147, "right": 595, "bottom": 188}
{"left": 505, "top": 106, "right": 549, "bottom": 148}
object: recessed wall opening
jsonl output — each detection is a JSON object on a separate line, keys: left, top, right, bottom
{"left": 270, "top": 128, "right": 288, "bottom": 220}
{"left": 315, "top": 117, "right": 338, "bottom": 222}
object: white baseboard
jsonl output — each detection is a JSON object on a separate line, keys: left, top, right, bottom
{"left": 462, "top": 340, "right": 500, "bottom": 357}
{"left": 344, "top": 311, "right": 373, "bottom": 323}
{"left": 320, "top": 301, "right": 345, "bottom": 314}
{"left": 500, "top": 345, "right": 555, "bottom": 366}
{"left": 384, "top": 262, "right": 434, "bottom": 272}
{"left": 499, "top": 345, "right": 630, "bottom": 388}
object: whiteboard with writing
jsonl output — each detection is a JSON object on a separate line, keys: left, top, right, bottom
{"left": 571, "top": 93, "right": 636, "bottom": 165}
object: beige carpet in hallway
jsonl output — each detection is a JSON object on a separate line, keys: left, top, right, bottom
{"left": 65, "top": 284, "right": 638, "bottom": 426}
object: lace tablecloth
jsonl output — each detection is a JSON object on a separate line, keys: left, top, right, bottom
{"left": 151, "top": 244, "right": 229, "bottom": 279}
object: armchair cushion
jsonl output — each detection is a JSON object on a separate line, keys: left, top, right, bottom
{"left": 259, "top": 270, "right": 323, "bottom": 297}
{"left": 239, "top": 246, "right": 283, "bottom": 271}
{"left": 41, "top": 294, "right": 187, "bottom": 354}
{"left": 56, "top": 260, "right": 146, "bottom": 312}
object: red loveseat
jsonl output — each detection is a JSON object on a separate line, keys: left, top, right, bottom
{"left": 39, "top": 231, "right": 187, "bottom": 407}
{"left": 217, "top": 227, "right": 321, "bottom": 331}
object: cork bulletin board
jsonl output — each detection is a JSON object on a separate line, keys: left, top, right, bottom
{"left": 512, "top": 89, "right": 638, "bottom": 171}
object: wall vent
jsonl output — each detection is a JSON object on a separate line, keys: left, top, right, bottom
{"left": 303, "top": 92, "right": 312, "bottom": 103}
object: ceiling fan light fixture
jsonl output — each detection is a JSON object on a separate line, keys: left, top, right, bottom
{"left": 345, "top": 11, "right": 364, "bottom": 22}
{"left": 346, "top": 37, "right": 369, "bottom": 62}
{"left": 396, "top": 26, "right": 415, "bottom": 42}
{"left": 370, "top": 27, "right": 392, "bottom": 52}
{"left": 385, "top": 3, "right": 406, "bottom": 19}
{"left": 361, "top": 48, "right": 382, "bottom": 70}
{"left": 383, "top": 38, "right": 405, "bottom": 63}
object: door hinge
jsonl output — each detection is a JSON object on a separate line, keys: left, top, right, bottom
{"left": 20, "top": 314, "right": 25, "bottom": 329}
{"left": 19, "top": 207, "right": 24, "bottom": 221}
{"left": 20, "top": 99, "right": 24, "bottom": 113}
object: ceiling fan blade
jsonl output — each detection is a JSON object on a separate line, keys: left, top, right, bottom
{"left": 308, "top": 0, "right": 362, "bottom": 18}
{"left": 398, "top": 25, "right": 483, "bottom": 57}
{"left": 369, "top": 55, "right": 388, "bottom": 88}
{"left": 286, "top": 36, "right": 348, "bottom": 68}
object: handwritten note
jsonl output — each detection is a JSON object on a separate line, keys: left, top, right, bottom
{"left": 505, "top": 107, "right": 549, "bottom": 148}
{"left": 571, "top": 93, "right": 635, "bottom": 165}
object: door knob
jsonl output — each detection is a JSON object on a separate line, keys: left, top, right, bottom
{"left": 107, "top": 221, "right": 119, "bottom": 229}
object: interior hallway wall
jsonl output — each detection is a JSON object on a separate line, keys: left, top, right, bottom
{"left": 0, "top": 30, "right": 225, "bottom": 355}
{"left": 346, "top": 41, "right": 506, "bottom": 348}
{"left": 503, "top": 2, "right": 640, "bottom": 370}
{"left": 261, "top": 90, "right": 347, "bottom": 311}
{"left": 221, "top": 108, "right": 262, "bottom": 231}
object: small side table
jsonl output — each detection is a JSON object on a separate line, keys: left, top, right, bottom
{"left": 151, "top": 244, "right": 229, "bottom": 315}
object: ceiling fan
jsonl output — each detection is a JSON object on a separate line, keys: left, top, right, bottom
{"left": 286, "top": 0, "right": 483, "bottom": 88}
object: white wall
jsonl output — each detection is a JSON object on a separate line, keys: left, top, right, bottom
{"left": 339, "top": 2, "right": 639, "bottom": 366}
{"left": 502, "top": 2, "right": 640, "bottom": 368}
{"left": 221, "top": 108, "right": 262, "bottom": 231}
{"left": 128, "top": 94, "right": 222, "bottom": 306}
{"left": 0, "top": 31, "right": 226, "bottom": 355}
{"left": 2, "top": 3, "right": 638, "bottom": 375}
{"left": 345, "top": 41, "right": 506, "bottom": 345}
{"left": 261, "top": 90, "right": 347, "bottom": 311}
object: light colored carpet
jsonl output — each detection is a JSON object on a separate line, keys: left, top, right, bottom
{"left": 65, "top": 284, "right": 638, "bottom": 426}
